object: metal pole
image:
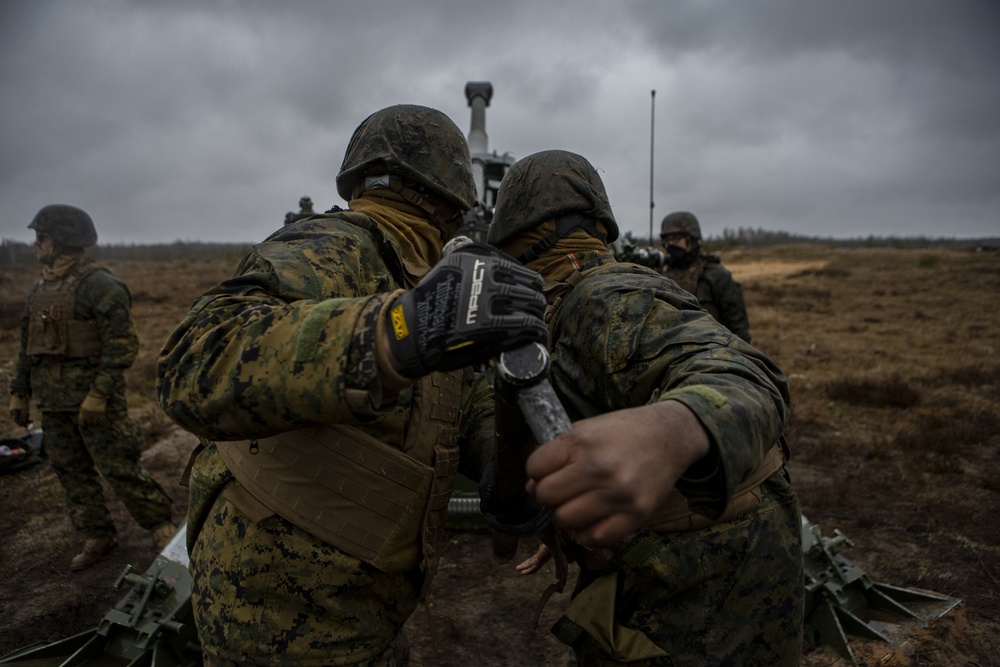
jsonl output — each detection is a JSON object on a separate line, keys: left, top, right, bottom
{"left": 649, "top": 89, "right": 656, "bottom": 247}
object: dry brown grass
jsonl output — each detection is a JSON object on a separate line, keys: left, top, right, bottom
{"left": 0, "top": 257, "right": 237, "bottom": 426}
{"left": 1, "top": 243, "right": 998, "bottom": 665}
{"left": 726, "top": 245, "right": 1000, "bottom": 665}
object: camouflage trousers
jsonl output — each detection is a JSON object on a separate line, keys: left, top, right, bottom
{"left": 555, "top": 473, "right": 804, "bottom": 667}
{"left": 200, "top": 632, "right": 410, "bottom": 667}
{"left": 41, "top": 409, "right": 172, "bottom": 538}
{"left": 190, "top": 490, "right": 422, "bottom": 667}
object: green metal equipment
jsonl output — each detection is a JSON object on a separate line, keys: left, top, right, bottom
{"left": 801, "top": 515, "right": 960, "bottom": 665}
{"left": 0, "top": 523, "right": 200, "bottom": 667}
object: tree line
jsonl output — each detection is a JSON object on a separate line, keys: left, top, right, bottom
{"left": 3, "top": 232, "right": 996, "bottom": 266}
{"left": 0, "top": 239, "right": 253, "bottom": 266}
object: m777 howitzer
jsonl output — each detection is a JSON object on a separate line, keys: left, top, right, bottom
{"left": 0, "top": 522, "right": 200, "bottom": 667}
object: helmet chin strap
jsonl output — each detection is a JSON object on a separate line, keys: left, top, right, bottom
{"left": 355, "top": 174, "right": 462, "bottom": 238}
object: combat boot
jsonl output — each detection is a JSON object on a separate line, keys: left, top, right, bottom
{"left": 151, "top": 522, "right": 177, "bottom": 551}
{"left": 69, "top": 536, "right": 117, "bottom": 571}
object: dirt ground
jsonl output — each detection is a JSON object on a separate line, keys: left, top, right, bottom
{"left": 1, "top": 243, "right": 998, "bottom": 666}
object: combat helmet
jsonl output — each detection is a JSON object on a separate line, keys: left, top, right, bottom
{"left": 299, "top": 196, "right": 313, "bottom": 210}
{"left": 488, "top": 150, "right": 618, "bottom": 258}
{"left": 28, "top": 204, "right": 98, "bottom": 249}
{"left": 660, "top": 211, "right": 702, "bottom": 243}
{"left": 336, "top": 105, "right": 477, "bottom": 217}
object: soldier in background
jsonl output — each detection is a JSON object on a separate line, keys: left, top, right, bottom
{"left": 659, "top": 210, "right": 752, "bottom": 342}
{"left": 488, "top": 151, "right": 803, "bottom": 666}
{"left": 284, "top": 195, "right": 315, "bottom": 225}
{"left": 157, "top": 105, "right": 546, "bottom": 666}
{"left": 9, "top": 205, "right": 176, "bottom": 571}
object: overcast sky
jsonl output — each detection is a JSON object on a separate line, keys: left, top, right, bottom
{"left": 2, "top": 1, "right": 998, "bottom": 245}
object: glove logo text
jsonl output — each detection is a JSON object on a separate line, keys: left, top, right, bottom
{"left": 465, "top": 259, "right": 486, "bottom": 325}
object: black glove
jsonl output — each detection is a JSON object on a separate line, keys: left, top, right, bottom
{"left": 386, "top": 242, "right": 547, "bottom": 378}
{"left": 479, "top": 461, "right": 553, "bottom": 538}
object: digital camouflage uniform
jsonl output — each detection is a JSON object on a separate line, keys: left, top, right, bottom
{"left": 490, "top": 151, "right": 803, "bottom": 666}
{"left": 660, "top": 211, "right": 751, "bottom": 344}
{"left": 159, "top": 103, "right": 549, "bottom": 666}
{"left": 663, "top": 255, "right": 751, "bottom": 344}
{"left": 158, "top": 207, "right": 496, "bottom": 666}
{"left": 12, "top": 258, "right": 173, "bottom": 540}
{"left": 546, "top": 253, "right": 801, "bottom": 666}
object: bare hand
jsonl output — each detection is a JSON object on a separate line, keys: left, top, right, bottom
{"left": 525, "top": 400, "right": 710, "bottom": 549}
{"left": 515, "top": 543, "right": 551, "bottom": 575}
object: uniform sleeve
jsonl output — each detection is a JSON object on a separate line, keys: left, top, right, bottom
{"left": 157, "top": 223, "right": 400, "bottom": 441}
{"left": 551, "top": 269, "right": 788, "bottom": 518}
{"left": 10, "top": 294, "right": 34, "bottom": 398}
{"left": 77, "top": 270, "right": 140, "bottom": 397}
{"left": 456, "top": 368, "right": 495, "bottom": 481}
{"left": 705, "top": 264, "right": 751, "bottom": 344}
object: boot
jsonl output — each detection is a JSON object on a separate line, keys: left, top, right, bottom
{"left": 69, "top": 536, "right": 117, "bottom": 571}
{"left": 151, "top": 522, "right": 177, "bottom": 551}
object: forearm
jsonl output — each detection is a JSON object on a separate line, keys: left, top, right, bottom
{"left": 157, "top": 292, "right": 384, "bottom": 439}
{"left": 654, "top": 348, "right": 788, "bottom": 511}
{"left": 11, "top": 350, "right": 32, "bottom": 397}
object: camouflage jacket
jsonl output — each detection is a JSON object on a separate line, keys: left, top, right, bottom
{"left": 663, "top": 253, "right": 751, "bottom": 343}
{"left": 156, "top": 211, "right": 494, "bottom": 481}
{"left": 550, "top": 251, "right": 788, "bottom": 517}
{"left": 13, "top": 259, "right": 139, "bottom": 411}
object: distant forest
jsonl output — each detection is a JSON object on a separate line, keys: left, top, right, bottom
{"left": 0, "top": 239, "right": 254, "bottom": 265}
{"left": 2, "top": 230, "right": 997, "bottom": 266}
{"left": 622, "top": 227, "right": 999, "bottom": 252}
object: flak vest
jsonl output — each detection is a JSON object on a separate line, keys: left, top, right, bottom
{"left": 25, "top": 263, "right": 105, "bottom": 361}
{"left": 664, "top": 255, "right": 722, "bottom": 323}
{"left": 215, "top": 211, "right": 464, "bottom": 588}
{"left": 543, "top": 261, "right": 785, "bottom": 533}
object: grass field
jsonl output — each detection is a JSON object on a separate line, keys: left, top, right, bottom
{"left": 1, "top": 242, "right": 997, "bottom": 665}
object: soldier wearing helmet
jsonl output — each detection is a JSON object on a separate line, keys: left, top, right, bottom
{"left": 488, "top": 151, "right": 803, "bottom": 666}
{"left": 660, "top": 210, "right": 752, "bottom": 342}
{"left": 10, "top": 205, "right": 176, "bottom": 572}
{"left": 158, "top": 105, "right": 546, "bottom": 666}
{"left": 284, "top": 195, "right": 316, "bottom": 225}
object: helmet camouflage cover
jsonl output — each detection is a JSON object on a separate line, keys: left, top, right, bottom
{"left": 28, "top": 204, "right": 98, "bottom": 249}
{"left": 660, "top": 211, "right": 702, "bottom": 242}
{"left": 488, "top": 150, "right": 619, "bottom": 247}
{"left": 336, "top": 104, "right": 476, "bottom": 211}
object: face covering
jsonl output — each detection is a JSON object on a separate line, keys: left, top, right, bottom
{"left": 666, "top": 243, "right": 700, "bottom": 270}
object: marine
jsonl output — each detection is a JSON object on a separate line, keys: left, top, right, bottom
{"left": 9, "top": 204, "right": 176, "bottom": 571}
{"left": 659, "top": 210, "right": 752, "bottom": 342}
{"left": 488, "top": 151, "right": 804, "bottom": 666}
{"left": 284, "top": 195, "right": 315, "bottom": 225}
{"left": 157, "top": 104, "right": 546, "bottom": 666}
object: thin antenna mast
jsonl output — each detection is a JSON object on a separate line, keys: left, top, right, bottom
{"left": 649, "top": 89, "right": 656, "bottom": 247}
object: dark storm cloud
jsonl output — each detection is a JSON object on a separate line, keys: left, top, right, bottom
{"left": 1, "top": 0, "right": 997, "bottom": 243}
{"left": 620, "top": 0, "right": 1000, "bottom": 237}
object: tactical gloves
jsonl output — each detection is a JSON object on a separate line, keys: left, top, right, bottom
{"left": 78, "top": 389, "right": 108, "bottom": 428}
{"left": 9, "top": 394, "right": 31, "bottom": 428}
{"left": 386, "top": 242, "right": 547, "bottom": 378}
